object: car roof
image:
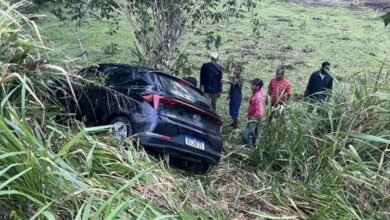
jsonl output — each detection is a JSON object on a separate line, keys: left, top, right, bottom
{"left": 80, "top": 63, "right": 203, "bottom": 94}
{"left": 80, "top": 63, "right": 153, "bottom": 73}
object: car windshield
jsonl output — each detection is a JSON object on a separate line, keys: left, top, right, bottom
{"left": 152, "top": 73, "right": 209, "bottom": 108}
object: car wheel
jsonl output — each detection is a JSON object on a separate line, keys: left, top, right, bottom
{"left": 109, "top": 116, "right": 132, "bottom": 144}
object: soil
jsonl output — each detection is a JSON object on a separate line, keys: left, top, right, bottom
{"left": 364, "top": 1, "right": 390, "bottom": 11}
{"left": 286, "top": 0, "right": 390, "bottom": 11}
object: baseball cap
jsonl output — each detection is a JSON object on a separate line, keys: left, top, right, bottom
{"left": 210, "top": 52, "right": 219, "bottom": 59}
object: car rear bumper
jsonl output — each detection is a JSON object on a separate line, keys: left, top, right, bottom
{"left": 138, "top": 132, "right": 221, "bottom": 165}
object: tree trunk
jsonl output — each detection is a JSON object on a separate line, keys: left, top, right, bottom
{"left": 153, "top": 7, "right": 183, "bottom": 70}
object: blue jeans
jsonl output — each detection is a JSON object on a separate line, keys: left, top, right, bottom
{"left": 229, "top": 99, "right": 241, "bottom": 120}
{"left": 242, "top": 121, "right": 259, "bottom": 146}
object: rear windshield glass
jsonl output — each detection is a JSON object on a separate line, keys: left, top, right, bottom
{"left": 152, "top": 73, "right": 209, "bottom": 108}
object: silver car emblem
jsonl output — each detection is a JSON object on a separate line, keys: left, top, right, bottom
{"left": 193, "top": 114, "right": 201, "bottom": 121}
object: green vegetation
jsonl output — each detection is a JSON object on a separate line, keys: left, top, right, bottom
{"left": 1, "top": 0, "right": 389, "bottom": 219}
{"left": 38, "top": 0, "right": 390, "bottom": 134}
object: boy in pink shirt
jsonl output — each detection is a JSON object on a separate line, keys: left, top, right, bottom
{"left": 243, "top": 78, "right": 266, "bottom": 146}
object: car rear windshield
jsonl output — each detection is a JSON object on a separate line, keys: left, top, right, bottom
{"left": 152, "top": 73, "right": 209, "bottom": 108}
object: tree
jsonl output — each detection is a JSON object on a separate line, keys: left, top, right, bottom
{"left": 382, "top": 12, "right": 390, "bottom": 27}
{"left": 34, "top": 0, "right": 257, "bottom": 74}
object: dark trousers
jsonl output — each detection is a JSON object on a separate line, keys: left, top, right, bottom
{"left": 229, "top": 99, "right": 241, "bottom": 120}
{"left": 205, "top": 93, "right": 218, "bottom": 111}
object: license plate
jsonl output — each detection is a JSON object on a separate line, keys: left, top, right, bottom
{"left": 185, "top": 136, "right": 205, "bottom": 150}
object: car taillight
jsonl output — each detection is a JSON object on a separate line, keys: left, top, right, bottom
{"left": 142, "top": 94, "right": 161, "bottom": 111}
{"left": 159, "top": 135, "right": 172, "bottom": 140}
{"left": 160, "top": 97, "right": 178, "bottom": 106}
{"left": 143, "top": 94, "right": 181, "bottom": 111}
{"left": 144, "top": 132, "right": 172, "bottom": 140}
{"left": 143, "top": 94, "right": 222, "bottom": 126}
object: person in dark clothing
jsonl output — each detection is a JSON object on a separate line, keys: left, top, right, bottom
{"left": 305, "top": 61, "right": 333, "bottom": 112}
{"left": 200, "top": 52, "right": 223, "bottom": 111}
{"left": 305, "top": 62, "right": 333, "bottom": 100}
{"left": 182, "top": 76, "right": 197, "bottom": 87}
{"left": 223, "top": 66, "right": 244, "bottom": 129}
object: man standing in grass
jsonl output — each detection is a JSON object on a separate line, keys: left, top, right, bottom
{"left": 200, "top": 52, "right": 223, "bottom": 111}
{"left": 243, "top": 78, "right": 266, "bottom": 146}
{"left": 304, "top": 61, "right": 333, "bottom": 102}
{"left": 224, "top": 65, "right": 244, "bottom": 129}
{"left": 267, "top": 66, "right": 291, "bottom": 122}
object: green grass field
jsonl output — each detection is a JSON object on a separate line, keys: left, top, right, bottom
{"left": 38, "top": 0, "right": 389, "bottom": 129}
{"left": 39, "top": 1, "right": 389, "bottom": 80}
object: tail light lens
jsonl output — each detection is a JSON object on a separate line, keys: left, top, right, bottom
{"left": 142, "top": 94, "right": 179, "bottom": 111}
{"left": 144, "top": 132, "right": 171, "bottom": 140}
{"left": 142, "top": 93, "right": 222, "bottom": 126}
{"left": 142, "top": 94, "right": 160, "bottom": 111}
{"left": 214, "top": 118, "right": 223, "bottom": 126}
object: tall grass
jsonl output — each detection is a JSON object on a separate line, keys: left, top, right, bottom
{"left": 1, "top": 1, "right": 389, "bottom": 219}
{"left": 0, "top": 2, "right": 178, "bottom": 219}
{"left": 0, "top": 4, "right": 231, "bottom": 219}
{"left": 237, "top": 67, "right": 390, "bottom": 218}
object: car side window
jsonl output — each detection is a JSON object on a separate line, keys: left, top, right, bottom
{"left": 80, "top": 66, "right": 152, "bottom": 88}
{"left": 130, "top": 71, "right": 154, "bottom": 86}
{"left": 104, "top": 67, "right": 134, "bottom": 85}
{"left": 130, "top": 78, "right": 149, "bottom": 86}
{"left": 80, "top": 67, "right": 107, "bottom": 84}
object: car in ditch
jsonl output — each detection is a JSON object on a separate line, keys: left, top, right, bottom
{"left": 58, "top": 63, "right": 223, "bottom": 172}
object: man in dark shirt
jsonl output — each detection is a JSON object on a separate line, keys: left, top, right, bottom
{"left": 200, "top": 52, "right": 223, "bottom": 111}
{"left": 305, "top": 61, "right": 333, "bottom": 101}
{"left": 224, "top": 65, "right": 244, "bottom": 129}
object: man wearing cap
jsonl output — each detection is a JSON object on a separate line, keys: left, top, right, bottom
{"left": 267, "top": 66, "right": 292, "bottom": 121}
{"left": 200, "top": 52, "right": 223, "bottom": 111}
{"left": 305, "top": 62, "right": 333, "bottom": 111}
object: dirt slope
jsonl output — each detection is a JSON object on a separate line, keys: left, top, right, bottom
{"left": 286, "top": 0, "right": 390, "bottom": 11}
